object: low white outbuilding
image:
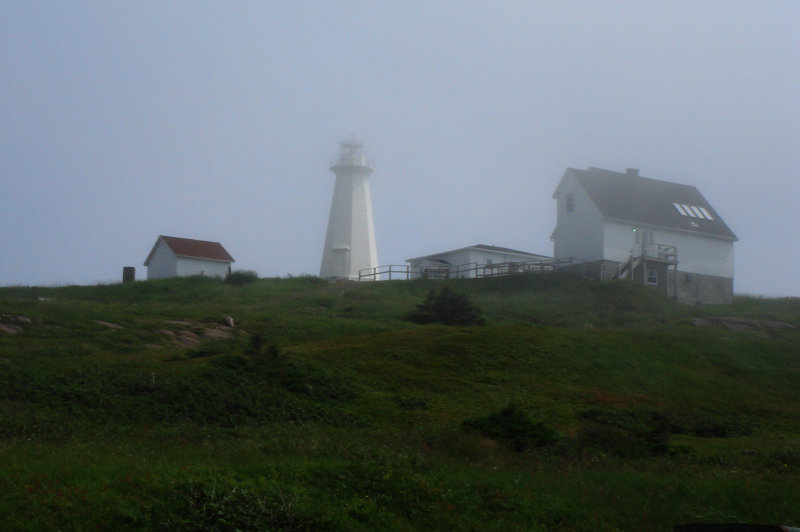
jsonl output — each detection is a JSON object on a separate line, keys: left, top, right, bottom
{"left": 406, "top": 244, "right": 552, "bottom": 279}
{"left": 144, "top": 235, "right": 235, "bottom": 280}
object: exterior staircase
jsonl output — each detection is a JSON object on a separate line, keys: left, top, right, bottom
{"left": 616, "top": 255, "right": 641, "bottom": 280}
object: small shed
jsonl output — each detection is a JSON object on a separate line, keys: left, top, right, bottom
{"left": 144, "top": 235, "right": 235, "bottom": 280}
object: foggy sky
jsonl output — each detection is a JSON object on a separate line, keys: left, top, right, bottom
{"left": 2, "top": 2, "right": 798, "bottom": 296}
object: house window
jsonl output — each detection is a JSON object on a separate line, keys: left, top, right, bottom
{"left": 646, "top": 268, "right": 658, "bottom": 285}
{"left": 566, "top": 193, "right": 575, "bottom": 213}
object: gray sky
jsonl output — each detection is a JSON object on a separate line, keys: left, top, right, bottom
{"left": 2, "top": 1, "right": 798, "bottom": 296}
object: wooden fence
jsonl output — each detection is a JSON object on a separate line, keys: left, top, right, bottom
{"left": 358, "top": 258, "right": 586, "bottom": 282}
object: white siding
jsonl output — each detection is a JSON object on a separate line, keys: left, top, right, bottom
{"left": 664, "top": 231, "right": 733, "bottom": 278}
{"left": 603, "top": 220, "right": 641, "bottom": 263}
{"left": 413, "top": 249, "right": 472, "bottom": 277}
{"left": 466, "top": 249, "right": 547, "bottom": 265}
{"left": 409, "top": 248, "right": 551, "bottom": 279}
{"left": 176, "top": 257, "right": 231, "bottom": 278}
{"left": 448, "top": 250, "right": 477, "bottom": 276}
{"left": 462, "top": 249, "right": 549, "bottom": 277}
{"left": 146, "top": 240, "right": 177, "bottom": 280}
{"left": 603, "top": 220, "right": 733, "bottom": 278}
{"left": 553, "top": 173, "right": 604, "bottom": 261}
{"left": 407, "top": 258, "right": 451, "bottom": 279}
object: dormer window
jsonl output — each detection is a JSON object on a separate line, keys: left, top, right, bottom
{"left": 566, "top": 193, "right": 575, "bottom": 213}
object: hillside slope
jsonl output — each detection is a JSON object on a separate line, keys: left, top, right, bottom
{"left": 1, "top": 274, "right": 799, "bottom": 530}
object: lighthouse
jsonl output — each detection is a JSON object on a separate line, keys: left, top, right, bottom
{"left": 319, "top": 138, "right": 378, "bottom": 281}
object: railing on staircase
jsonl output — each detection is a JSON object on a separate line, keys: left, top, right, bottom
{"left": 615, "top": 243, "right": 678, "bottom": 299}
{"left": 616, "top": 255, "right": 642, "bottom": 280}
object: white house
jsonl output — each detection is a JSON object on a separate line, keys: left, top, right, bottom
{"left": 144, "top": 235, "right": 235, "bottom": 280}
{"left": 551, "top": 167, "right": 738, "bottom": 304}
{"left": 406, "top": 244, "right": 552, "bottom": 279}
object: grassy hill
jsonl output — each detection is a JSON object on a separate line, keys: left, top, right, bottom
{"left": 1, "top": 274, "right": 799, "bottom": 530}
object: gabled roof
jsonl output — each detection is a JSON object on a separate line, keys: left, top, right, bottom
{"left": 407, "top": 244, "right": 551, "bottom": 263}
{"left": 144, "top": 235, "right": 235, "bottom": 266}
{"left": 554, "top": 167, "right": 737, "bottom": 240}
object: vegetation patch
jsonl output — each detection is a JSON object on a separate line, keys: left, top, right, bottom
{"left": 577, "top": 407, "right": 671, "bottom": 457}
{"left": 1, "top": 275, "right": 799, "bottom": 529}
{"left": 0, "top": 342, "right": 358, "bottom": 438}
{"left": 576, "top": 406, "right": 754, "bottom": 458}
{"left": 392, "top": 395, "right": 429, "bottom": 411}
{"left": 160, "top": 479, "right": 310, "bottom": 531}
{"left": 462, "top": 403, "right": 559, "bottom": 451}
{"left": 406, "top": 286, "right": 485, "bottom": 326}
{"left": 225, "top": 270, "right": 259, "bottom": 286}
{"left": 186, "top": 337, "right": 245, "bottom": 359}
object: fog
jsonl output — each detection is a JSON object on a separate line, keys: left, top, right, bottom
{"left": 1, "top": 2, "right": 798, "bottom": 296}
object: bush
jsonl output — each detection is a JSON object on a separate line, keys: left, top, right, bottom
{"left": 462, "top": 404, "right": 558, "bottom": 451}
{"left": 243, "top": 334, "right": 354, "bottom": 401}
{"left": 226, "top": 270, "right": 259, "bottom": 286}
{"left": 407, "top": 286, "right": 485, "bottom": 326}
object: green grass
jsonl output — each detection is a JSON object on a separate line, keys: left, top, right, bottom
{"left": 1, "top": 274, "right": 799, "bottom": 529}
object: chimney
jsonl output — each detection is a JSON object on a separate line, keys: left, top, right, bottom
{"left": 625, "top": 168, "right": 639, "bottom": 177}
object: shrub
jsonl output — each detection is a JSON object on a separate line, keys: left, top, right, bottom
{"left": 226, "top": 270, "right": 259, "bottom": 286}
{"left": 407, "top": 287, "right": 485, "bottom": 326}
{"left": 244, "top": 334, "right": 354, "bottom": 401}
{"left": 462, "top": 404, "right": 558, "bottom": 451}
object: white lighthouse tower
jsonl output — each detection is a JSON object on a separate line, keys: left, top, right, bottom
{"left": 319, "top": 138, "right": 378, "bottom": 281}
